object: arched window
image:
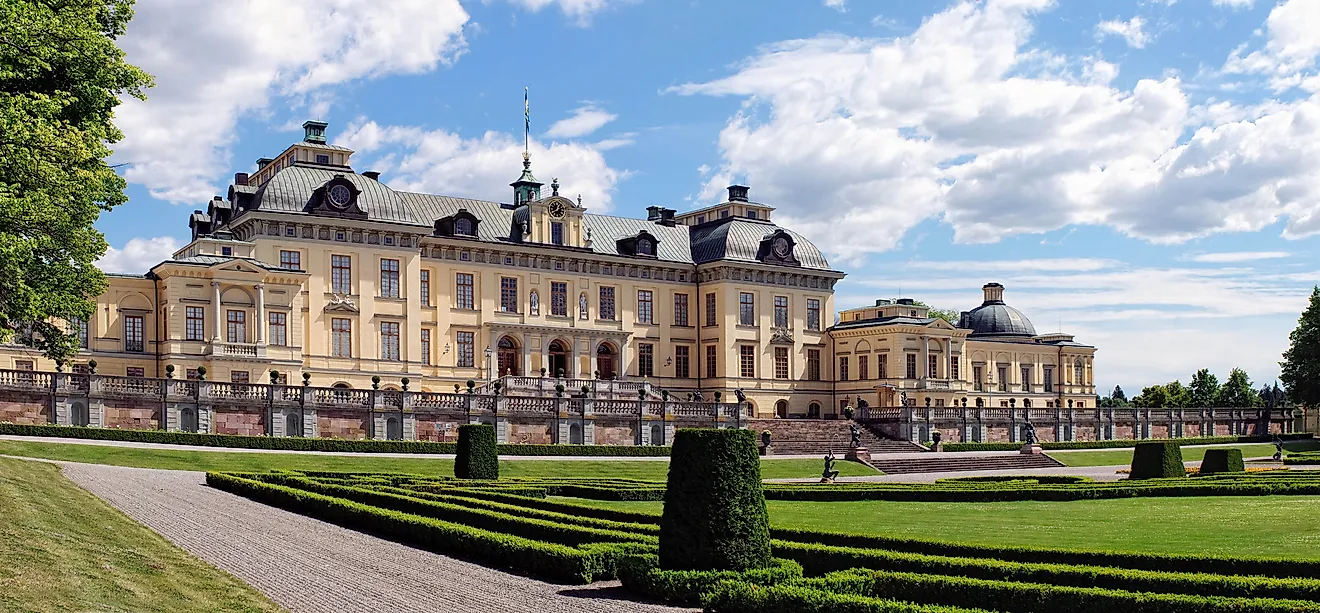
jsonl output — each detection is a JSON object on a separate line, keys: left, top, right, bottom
{"left": 637, "top": 238, "right": 652, "bottom": 255}
{"left": 808, "top": 402, "right": 821, "bottom": 419}
{"left": 178, "top": 406, "right": 195, "bottom": 432}
{"left": 455, "top": 218, "right": 473, "bottom": 235}
{"left": 596, "top": 343, "right": 616, "bottom": 380}
{"left": 497, "top": 336, "right": 520, "bottom": 377}
{"left": 775, "top": 400, "right": 789, "bottom": 419}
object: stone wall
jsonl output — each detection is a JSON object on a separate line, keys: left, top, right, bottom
{"left": 1074, "top": 425, "right": 1097, "bottom": 441}
{"left": 0, "top": 393, "right": 48, "bottom": 425}
{"left": 317, "top": 410, "right": 369, "bottom": 439}
{"left": 213, "top": 407, "right": 265, "bottom": 436}
{"left": 594, "top": 423, "right": 636, "bottom": 446}
{"left": 507, "top": 420, "right": 553, "bottom": 445}
{"left": 415, "top": 416, "right": 464, "bottom": 442}
{"left": 1151, "top": 424, "right": 1170, "bottom": 439}
{"left": 1185, "top": 423, "right": 1202, "bottom": 437}
{"left": 104, "top": 401, "right": 160, "bottom": 430}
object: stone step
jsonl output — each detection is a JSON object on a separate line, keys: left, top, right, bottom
{"left": 869, "top": 453, "right": 1063, "bottom": 474}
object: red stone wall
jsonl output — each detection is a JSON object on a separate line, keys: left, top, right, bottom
{"left": 104, "top": 401, "right": 160, "bottom": 429}
{"left": 1185, "top": 423, "right": 1202, "bottom": 437}
{"left": 213, "top": 407, "right": 265, "bottom": 436}
{"left": 594, "top": 423, "right": 636, "bottom": 446}
{"left": 1151, "top": 424, "right": 1170, "bottom": 439}
{"left": 987, "top": 426, "right": 1010, "bottom": 443}
{"left": 1074, "top": 425, "right": 1096, "bottom": 441}
{"left": 416, "top": 417, "right": 463, "bottom": 442}
{"left": 935, "top": 426, "right": 963, "bottom": 443}
{"left": 1036, "top": 425, "right": 1056, "bottom": 443}
{"left": 317, "top": 410, "right": 368, "bottom": 439}
{"left": 508, "top": 421, "right": 553, "bottom": 444}
{"left": 0, "top": 394, "right": 49, "bottom": 425}
{"left": 1214, "top": 423, "right": 1232, "bottom": 436}
{"left": 1115, "top": 424, "right": 1135, "bottom": 439}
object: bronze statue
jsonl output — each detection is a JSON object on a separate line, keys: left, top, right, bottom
{"left": 822, "top": 451, "right": 839, "bottom": 481}
{"left": 1023, "top": 422, "right": 1037, "bottom": 445}
{"left": 1274, "top": 435, "right": 1285, "bottom": 461}
{"left": 849, "top": 424, "right": 862, "bottom": 448}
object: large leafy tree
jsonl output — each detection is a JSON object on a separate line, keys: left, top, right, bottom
{"left": 1111, "top": 385, "right": 1128, "bottom": 405}
{"left": 1281, "top": 286, "right": 1320, "bottom": 408}
{"left": 1215, "top": 368, "right": 1260, "bottom": 408}
{"left": 0, "top": 0, "right": 151, "bottom": 360}
{"left": 1188, "top": 368, "right": 1220, "bottom": 408}
{"left": 1133, "top": 384, "right": 1170, "bottom": 408}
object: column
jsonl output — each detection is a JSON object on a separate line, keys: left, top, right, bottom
{"left": 211, "top": 281, "right": 222, "bottom": 341}
{"left": 522, "top": 332, "right": 532, "bottom": 376}
{"left": 254, "top": 284, "right": 265, "bottom": 344}
{"left": 488, "top": 329, "right": 499, "bottom": 379}
{"left": 944, "top": 339, "right": 952, "bottom": 381}
{"left": 619, "top": 341, "right": 630, "bottom": 381}
{"left": 540, "top": 333, "right": 550, "bottom": 377}
{"left": 919, "top": 336, "right": 929, "bottom": 381}
{"left": 589, "top": 337, "right": 598, "bottom": 377}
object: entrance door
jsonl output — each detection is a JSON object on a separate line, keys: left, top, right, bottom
{"left": 596, "top": 343, "right": 616, "bottom": 379}
{"left": 497, "top": 336, "right": 520, "bottom": 376}
{"left": 549, "top": 340, "right": 570, "bottom": 378}
{"left": 775, "top": 400, "right": 788, "bottom": 419}
{"left": 808, "top": 402, "right": 821, "bottom": 419}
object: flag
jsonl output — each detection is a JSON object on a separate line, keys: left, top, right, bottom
{"left": 524, "top": 87, "right": 530, "bottom": 135}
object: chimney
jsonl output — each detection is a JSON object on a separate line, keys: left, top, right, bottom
{"left": 256, "top": 157, "right": 273, "bottom": 169}
{"left": 982, "top": 283, "right": 1005, "bottom": 304}
{"left": 660, "top": 208, "right": 676, "bottom": 226}
{"left": 362, "top": 171, "right": 381, "bottom": 181}
{"left": 302, "top": 120, "right": 328, "bottom": 144}
{"left": 234, "top": 172, "right": 249, "bottom": 186}
{"left": 646, "top": 205, "right": 662, "bottom": 221}
{"left": 727, "top": 184, "right": 750, "bottom": 202}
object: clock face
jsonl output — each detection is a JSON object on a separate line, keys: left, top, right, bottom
{"left": 548, "top": 200, "right": 565, "bottom": 218}
{"left": 328, "top": 184, "right": 352, "bottom": 208}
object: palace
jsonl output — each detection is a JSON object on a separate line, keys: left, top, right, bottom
{"left": 0, "top": 121, "right": 1100, "bottom": 425}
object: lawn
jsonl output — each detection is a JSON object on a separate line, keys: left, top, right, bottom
{"left": 0, "top": 439, "right": 874, "bottom": 480}
{"left": 555, "top": 494, "right": 1320, "bottom": 560}
{"left": 1050, "top": 440, "right": 1320, "bottom": 467}
{"left": 0, "top": 457, "right": 282, "bottom": 613}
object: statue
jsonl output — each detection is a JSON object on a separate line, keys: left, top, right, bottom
{"left": 849, "top": 424, "right": 862, "bottom": 449}
{"left": 1274, "top": 435, "right": 1285, "bottom": 461}
{"left": 1023, "top": 422, "right": 1037, "bottom": 445}
{"left": 579, "top": 293, "right": 589, "bottom": 319}
{"left": 761, "top": 430, "right": 772, "bottom": 448}
{"left": 529, "top": 290, "right": 540, "bottom": 316}
{"left": 735, "top": 388, "right": 747, "bottom": 403}
{"left": 900, "top": 391, "right": 909, "bottom": 407}
{"left": 931, "top": 430, "right": 943, "bottom": 449}
{"left": 821, "top": 451, "right": 839, "bottom": 481}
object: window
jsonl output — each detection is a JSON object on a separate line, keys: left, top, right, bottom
{"left": 221, "top": 246, "right": 232, "bottom": 256}
{"left": 1021, "top": 366, "right": 1032, "bottom": 392}
{"left": 637, "top": 238, "right": 653, "bottom": 255}
{"left": 1044, "top": 366, "right": 1054, "bottom": 392}
{"left": 551, "top": 282, "right": 568, "bottom": 317}
{"left": 721, "top": 210, "right": 730, "bottom": 219}
{"left": 420, "top": 329, "right": 431, "bottom": 365}
{"left": 974, "top": 366, "right": 984, "bottom": 391}
{"left": 807, "top": 349, "right": 821, "bottom": 381}
{"left": 838, "top": 356, "right": 849, "bottom": 381}
{"left": 951, "top": 356, "right": 960, "bottom": 380}
{"left": 500, "top": 277, "right": 518, "bottom": 313}
{"left": 706, "top": 345, "right": 718, "bottom": 378}
{"left": 285, "top": 226, "right": 295, "bottom": 237}
{"left": 186, "top": 307, "right": 205, "bottom": 341}
{"left": 696, "top": 215, "right": 706, "bottom": 224}
{"left": 455, "top": 218, "right": 473, "bottom": 235}
{"left": 769, "top": 296, "right": 789, "bottom": 329}
{"left": 226, "top": 310, "right": 245, "bottom": 343}
{"left": 997, "top": 366, "right": 1008, "bottom": 392}
{"left": 316, "top": 154, "right": 330, "bottom": 164}
{"left": 739, "top": 345, "right": 756, "bottom": 378}
{"left": 381, "top": 322, "right": 401, "bottom": 361}
{"left": 127, "top": 367, "right": 145, "bottom": 377}
{"left": 331, "top": 318, "right": 352, "bottom": 357}
{"left": 774, "top": 347, "right": 789, "bottom": 379}
{"left": 705, "top": 293, "right": 716, "bottom": 326}
{"left": 599, "top": 286, "right": 616, "bottom": 320}
{"left": 551, "top": 222, "right": 564, "bottom": 245}
{"left": 383, "top": 235, "right": 394, "bottom": 246}
{"left": 14, "top": 360, "right": 33, "bottom": 371}
{"left": 905, "top": 354, "right": 917, "bottom": 379}
{"left": 419, "top": 270, "right": 431, "bottom": 306}
{"left": 456, "top": 331, "right": 474, "bottom": 367}
{"left": 280, "top": 250, "right": 300, "bottom": 270}
{"left": 186, "top": 368, "right": 199, "bottom": 380}
{"left": 928, "top": 355, "right": 938, "bottom": 378}
{"left": 739, "top": 292, "right": 755, "bottom": 326}
{"left": 859, "top": 355, "right": 869, "bottom": 380}
{"left": 878, "top": 354, "right": 888, "bottom": 379}
{"left": 638, "top": 343, "right": 654, "bottom": 377}
{"left": 1074, "top": 360, "right": 1085, "bottom": 385}
{"left": 380, "top": 259, "right": 400, "bottom": 298}
{"left": 637, "top": 290, "right": 653, "bottom": 324}
{"left": 746, "top": 210, "right": 758, "bottom": 219}
{"left": 675, "top": 345, "right": 690, "bottom": 378}
{"left": 331, "top": 255, "right": 352, "bottom": 294}
{"left": 71, "top": 318, "right": 89, "bottom": 349}
{"left": 268, "top": 312, "right": 287, "bottom": 346}
{"left": 806, "top": 299, "right": 821, "bottom": 331}
{"left": 674, "top": 293, "right": 689, "bottom": 326}
{"left": 124, "top": 315, "right": 144, "bottom": 353}
{"left": 456, "top": 273, "right": 474, "bottom": 309}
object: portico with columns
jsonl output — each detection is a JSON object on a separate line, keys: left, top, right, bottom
{"left": 484, "top": 322, "right": 633, "bottom": 381}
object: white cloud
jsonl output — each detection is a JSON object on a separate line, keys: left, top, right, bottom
{"left": 825, "top": 0, "right": 847, "bottom": 12}
{"left": 545, "top": 105, "right": 618, "bottom": 138}
{"left": 1223, "top": 0, "right": 1320, "bottom": 91}
{"left": 671, "top": 0, "right": 1320, "bottom": 266}
{"left": 1095, "top": 16, "right": 1151, "bottom": 49}
{"left": 97, "top": 237, "right": 181, "bottom": 274}
{"left": 1185, "top": 251, "right": 1290, "bottom": 263}
{"left": 111, "top": 0, "right": 470, "bottom": 205}
{"left": 1212, "top": 0, "right": 1254, "bottom": 8}
{"left": 504, "top": 0, "right": 621, "bottom": 25}
{"left": 339, "top": 118, "right": 624, "bottom": 211}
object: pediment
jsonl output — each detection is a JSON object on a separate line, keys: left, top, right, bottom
{"left": 214, "top": 261, "right": 265, "bottom": 274}
{"left": 927, "top": 318, "right": 956, "bottom": 330}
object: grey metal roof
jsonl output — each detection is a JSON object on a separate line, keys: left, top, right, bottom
{"left": 582, "top": 214, "right": 694, "bottom": 263}
{"left": 831, "top": 315, "right": 940, "bottom": 331}
{"left": 154, "top": 255, "right": 291, "bottom": 272}
{"left": 959, "top": 302, "right": 1038, "bottom": 338}
{"left": 254, "top": 166, "right": 425, "bottom": 226}
{"left": 690, "top": 219, "right": 831, "bottom": 270}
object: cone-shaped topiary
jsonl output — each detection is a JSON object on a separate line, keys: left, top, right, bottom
{"left": 1130, "top": 441, "right": 1185, "bottom": 479}
{"left": 1200, "top": 448, "right": 1245, "bottom": 474}
{"left": 455, "top": 424, "right": 499, "bottom": 479}
{"left": 659, "top": 428, "right": 771, "bottom": 571}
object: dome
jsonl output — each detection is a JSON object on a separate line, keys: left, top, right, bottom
{"left": 959, "top": 283, "right": 1037, "bottom": 338}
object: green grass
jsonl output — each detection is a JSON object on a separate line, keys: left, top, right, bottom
{"left": 553, "top": 495, "right": 1320, "bottom": 560}
{"left": 1050, "top": 440, "right": 1320, "bottom": 467}
{"left": 0, "top": 439, "right": 875, "bottom": 480}
{"left": 0, "top": 457, "right": 283, "bottom": 613}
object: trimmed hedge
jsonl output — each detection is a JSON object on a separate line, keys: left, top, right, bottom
{"left": 701, "top": 580, "right": 989, "bottom": 613}
{"left": 1200, "top": 449, "right": 1245, "bottom": 474}
{"left": 1131, "top": 442, "right": 1185, "bottom": 480}
{"left": 618, "top": 553, "right": 802, "bottom": 605}
{"left": 935, "top": 475, "right": 1094, "bottom": 484}
{"left": 0, "top": 422, "right": 673, "bottom": 456}
{"left": 362, "top": 484, "right": 661, "bottom": 535}
{"left": 761, "top": 478, "right": 1320, "bottom": 503}
{"left": 942, "top": 433, "right": 1313, "bottom": 453}
{"left": 455, "top": 424, "right": 498, "bottom": 479}
{"left": 660, "top": 428, "right": 772, "bottom": 572}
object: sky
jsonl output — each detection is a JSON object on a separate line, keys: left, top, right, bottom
{"left": 94, "top": 0, "right": 1320, "bottom": 395}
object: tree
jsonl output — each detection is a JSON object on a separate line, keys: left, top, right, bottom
{"left": 1163, "top": 380, "right": 1191, "bottom": 408}
{"left": 1111, "top": 385, "right": 1128, "bottom": 405}
{"left": 903, "top": 299, "right": 959, "bottom": 323}
{"left": 1281, "top": 286, "right": 1320, "bottom": 408}
{"left": 0, "top": 0, "right": 152, "bottom": 360}
{"left": 1133, "top": 384, "right": 1170, "bottom": 408}
{"left": 1188, "top": 369, "right": 1220, "bottom": 408}
{"left": 1215, "top": 368, "right": 1260, "bottom": 408}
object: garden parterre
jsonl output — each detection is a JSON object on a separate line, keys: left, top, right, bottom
{"left": 208, "top": 470, "right": 1320, "bottom": 612}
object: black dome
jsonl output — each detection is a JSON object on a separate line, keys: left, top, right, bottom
{"left": 960, "top": 283, "right": 1037, "bottom": 338}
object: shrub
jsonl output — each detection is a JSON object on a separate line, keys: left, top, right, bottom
{"left": 455, "top": 424, "right": 498, "bottom": 479}
{"left": 659, "top": 428, "right": 771, "bottom": 571}
{"left": 618, "top": 553, "right": 802, "bottom": 605}
{"left": 1130, "top": 441, "right": 1185, "bottom": 480}
{"left": 942, "top": 434, "right": 1312, "bottom": 453}
{"left": 1200, "top": 449, "right": 1245, "bottom": 475}
{"left": 702, "top": 580, "right": 985, "bottom": 613}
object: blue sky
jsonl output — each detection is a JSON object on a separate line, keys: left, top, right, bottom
{"left": 98, "top": 0, "right": 1320, "bottom": 394}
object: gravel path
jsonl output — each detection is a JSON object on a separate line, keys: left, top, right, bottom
{"left": 56, "top": 461, "right": 693, "bottom": 613}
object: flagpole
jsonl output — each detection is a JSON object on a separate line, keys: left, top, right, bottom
{"left": 524, "top": 86, "right": 530, "bottom": 156}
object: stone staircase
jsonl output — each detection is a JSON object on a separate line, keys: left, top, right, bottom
{"left": 868, "top": 453, "right": 1063, "bottom": 475}
{"left": 746, "top": 418, "right": 926, "bottom": 455}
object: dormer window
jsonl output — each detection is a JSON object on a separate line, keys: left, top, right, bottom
{"left": 435, "top": 209, "right": 482, "bottom": 239}
{"left": 222, "top": 246, "right": 232, "bottom": 256}
{"left": 638, "top": 238, "right": 652, "bottom": 255}
{"left": 617, "top": 230, "right": 659, "bottom": 258}
{"left": 455, "top": 218, "right": 473, "bottom": 236}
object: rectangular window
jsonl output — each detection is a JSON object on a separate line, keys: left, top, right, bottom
{"left": 807, "top": 349, "right": 821, "bottom": 381}
{"left": 774, "top": 296, "right": 789, "bottom": 328}
{"left": 186, "top": 368, "right": 199, "bottom": 380}
{"left": 638, "top": 343, "right": 654, "bottom": 377}
{"left": 332, "top": 318, "right": 352, "bottom": 357}
{"left": 1021, "top": 365, "right": 1032, "bottom": 392}
{"left": 929, "top": 354, "right": 938, "bottom": 378}
{"left": 456, "top": 331, "right": 474, "bottom": 367}
{"left": 1044, "top": 366, "right": 1054, "bottom": 392}
{"left": 550, "top": 222, "right": 564, "bottom": 245}
{"left": 279, "top": 250, "right": 300, "bottom": 270}
{"left": 599, "top": 286, "right": 616, "bottom": 320}
{"left": 905, "top": 354, "right": 917, "bottom": 379}
{"left": 420, "top": 329, "right": 431, "bottom": 365}
{"left": 774, "top": 347, "right": 789, "bottom": 379}
{"left": 14, "top": 360, "right": 33, "bottom": 371}
{"left": 268, "top": 312, "right": 287, "bottom": 347}
{"left": 674, "top": 293, "right": 689, "bottom": 327}
{"left": 974, "top": 366, "right": 984, "bottom": 392}
{"left": 551, "top": 282, "right": 568, "bottom": 317}
{"left": 221, "top": 246, "right": 232, "bottom": 256}
{"left": 126, "top": 367, "right": 145, "bottom": 377}
{"left": 316, "top": 154, "right": 330, "bottom": 164}
{"left": 637, "top": 290, "right": 653, "bottom": 324}
{"left": 739, "top": 345, "right": 756, "bottom": 378}
{"left": 675, "top": 345, "right": 690, "bottom": 378}
{"left": 230, "top": 370, "right": 249, "bottom": 383}
{"left": 331, "top": 255, "right": 352, "bottom": 294}
{"left": 381, "top": 322, "right": 401, "bottom": 361}
{"left": 185, "top": 307, "right": 205, "bottom": 341}
{"left": 73, "top": 318, "right": 89, "bottom": 349}
{"left": 705, "top": 293, "right": 716, "bottom": 326}
{"left": 124, "top": 315, "right": 144, "bottom": 353}
{"left": 878, "top": 354, "right": 888, "bottom": 379}
{"left": 998, "top": 366, "right": 1008, "bottom": 392}
{"left": 739, "top": 292, "right": 755, "bottom": 326}
{"left": 226, "top": 310, "right": 245, "bottom": 343}
{"left": 456, "top": 273, "right": 474, "bottom": 309}
{"left": 838, "top": 356, "right": 849, "bottom": 381}
{"left": 951, "top": 356, "right": 960, "bottom": 380}
{"left": 380, "top": 259, "right": 400, "bottom": 298}
{"left": 706, "top": 345, "right": 718, "bottom": 378}
{"left": 500, "top": 277, "right": 518, "bottom": 313}
{"left": 806, "top": 299, "right": 821, "bottom": 331}
{"left": 1075, "top": 361, "right": 1085, "bottom": 385}
{"left": 420, "top": 270, "right": 431, "bottom": 306}
{"left": 859, "top": 355, "right": 869, "bottom": 380}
